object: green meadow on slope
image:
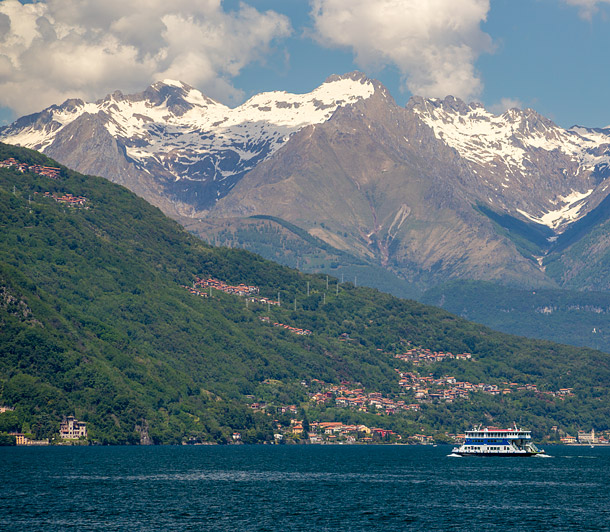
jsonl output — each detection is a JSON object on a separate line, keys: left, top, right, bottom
{"left": 1, "top": 143, "right": 610, "bottom": 444}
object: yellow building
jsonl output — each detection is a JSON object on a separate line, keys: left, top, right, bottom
{"left": 11, "top": 433, "right": 49, "bottom": 446}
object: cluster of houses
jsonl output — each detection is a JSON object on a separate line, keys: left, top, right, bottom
{"left": 39, "top": 191, "right": 88, "bottom": 207}
{"left": 184, "top": 277, "right": 310, "bottom": 335}
{"left": 273, "top": 320, "right": 311, "bottom": 336}
{"left": 247, "top": 397, "right": 401, "bottom": 443}
{"left": 189, "top": 277, "right": 281, "bottom": 306}
{"left": 182, "top": 285, "right": 209, "bottom": 298}
{"left": 185, "top": 276, "right": 313, "bottom": 336}
{"left": 1, "top": 158, "right": 61, "bottom": 179}
{"left": 194, "top": 277, "right": 259, "bottom": 296}
{"left": 395, "top": 346, "right": 472, "bottom": 365}
{"left": 276, "top": 420, "right": 400, "bottom": 444}
{"left": 397, "top": 370, "right": 575, "bottom": 403}
{"left": 259, "top": 316, "right": 312, "bottom": 335}
{"left": 560, "top": 429, "right": 610, "bottom": 445}
{"left": 309, "top": 382, "right": 419, "bottom": 414}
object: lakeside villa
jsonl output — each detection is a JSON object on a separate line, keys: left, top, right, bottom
{"left": 59, "top": 416, "right": 88, "bottom": 440}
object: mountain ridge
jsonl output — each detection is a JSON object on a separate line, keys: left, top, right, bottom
{"left": 3, "top": 73, "right": 610, "bottom": 292}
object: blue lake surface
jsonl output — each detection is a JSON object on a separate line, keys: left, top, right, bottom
{"left": 1, "top": 445, "right": 609, "bottom": 531}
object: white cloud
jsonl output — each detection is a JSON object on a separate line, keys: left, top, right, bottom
{"left": 563, "top": 0, "right": 610, "bottom": 19}
{"left": 0, "top": 0, "right": 291, "bottom": 115}
{"left": 490, "top": 97, "right": 523, "bottom": 115}
{"left": 310, "top": 0, "right": 493, "bottom": 101}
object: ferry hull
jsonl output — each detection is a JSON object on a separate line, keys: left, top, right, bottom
{"left": 453, "top": 451, "right": 542, "bottom": 457}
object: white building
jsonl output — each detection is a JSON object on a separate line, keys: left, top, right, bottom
{"left": 578, "top": 429, "right": 598, "bottom": 444}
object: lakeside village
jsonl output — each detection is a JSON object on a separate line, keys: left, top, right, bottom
{"left": 245, "top": 376, "right": 599, "bottom": 446}
{"left": 183, "top": 277, "right": 606, "bottom": 445}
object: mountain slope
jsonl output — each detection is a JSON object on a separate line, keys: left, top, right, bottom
{"left": 210, "top": 86, "right": 552, "bottom": 288}
{"left": 3, "top": 143, "right": 610, "bottom": 442}
{"left": 410, "top": 97, "right": 610, "bottom": 232}
{"left": 178, "top": 214, "right": 421, "bottom": 299}
{"left": 422, "top": 280, "right": 610, "bottom": 352}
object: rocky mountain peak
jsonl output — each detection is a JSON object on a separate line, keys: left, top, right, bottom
{"left": 56, "top": 98, "right": 87, "bottom": 112}
{"left": 324, "top": 70, "right": 369, "bottom": 83}
{"left": 3, "top": 72, "right": 610, "bottom": 232}
{"left": 406, "top": 95, "right": 484, "bottom": 117}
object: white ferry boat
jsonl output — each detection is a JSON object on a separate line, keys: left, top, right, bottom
{"left": 452, "top": 425, "right": 544, "bottom": 456}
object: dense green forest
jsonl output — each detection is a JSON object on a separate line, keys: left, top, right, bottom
{"left": 2, "top": 142, "right": 610, "bottom": 444}
{"left": 422, "top": 281, "right": 610, "bottom": 352}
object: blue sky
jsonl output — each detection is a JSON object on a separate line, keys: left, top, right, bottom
{"left": 1, "top": 0, "right": 609, "bottom": 128}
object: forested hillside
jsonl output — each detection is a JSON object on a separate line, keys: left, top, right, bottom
{"left": 1, "top": 143, "right": 610, "bottom": 444}
{"left": 422, "top": 281, "right": 610, "bottom": 352}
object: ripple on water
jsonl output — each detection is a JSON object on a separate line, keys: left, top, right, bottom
{"left": 2, "top": 445, "right": 610, "bottom": 532}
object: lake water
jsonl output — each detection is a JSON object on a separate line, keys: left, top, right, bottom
{"left": 1, "top": 445, "right": 609, "bottom": 531}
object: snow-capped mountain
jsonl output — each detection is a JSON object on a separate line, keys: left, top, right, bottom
{"left": 3, "top": 73, "right": 609, "bottom": 230}
{"left": 409, "top": 96, "right": 610, "bottom": 231}
{"left": 0, "top": 72, "right": 379, "bottom": 211}
{"left": 4, "top": 72, "right": 610, "bottom": 290}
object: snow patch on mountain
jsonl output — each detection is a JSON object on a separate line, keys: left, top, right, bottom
{"left": 412, "top": 97, "right": 609, "bottom": 172}
{"left": 517, "top": 189, "right": 593, "bottom": 229}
